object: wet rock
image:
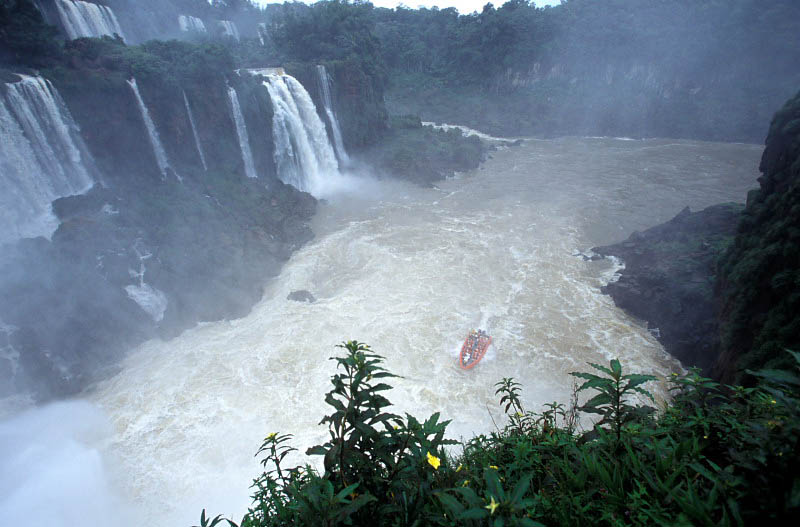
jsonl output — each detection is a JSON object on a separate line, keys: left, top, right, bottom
{"left": 287, "top": 290, "right": 316, "bottom": 303}
{"left": 593, "top": 203, "right": 743, "bottom": 372}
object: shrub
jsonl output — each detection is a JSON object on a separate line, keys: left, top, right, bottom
{"left": 199, "top": 346, "right": 800, "bottom": 526}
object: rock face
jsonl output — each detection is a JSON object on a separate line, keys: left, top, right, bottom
{"left": 593, "top": 204, "right": 743, "bottom": 372}
{"left": 715, "top": 90, "right": 800, "bottom": 383}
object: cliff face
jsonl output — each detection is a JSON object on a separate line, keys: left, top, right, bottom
{"left": 715, "top": 91, "right": 800, "bottom": 382}
{"left": 593, "top": 204, "right": 743, "bottom": 372}
{"left": 593, "top": 91, "right": 800, "bottom": 380}
{"left": 0, "top": 38, "right": 320, "bottom": 401}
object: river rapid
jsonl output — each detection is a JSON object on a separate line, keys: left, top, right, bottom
{"left": 0, "top": 137, "right": 763, "bottom": 526}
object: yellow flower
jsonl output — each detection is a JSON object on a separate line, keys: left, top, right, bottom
{"left": 489, "top": 465, "right": 499, "bottom": 470}
{"left": 485, "top": 496, "right": 499, "bottom": 515}
{"left": 462, "top": 480, "right": 470, "bottom": 487}
{"left": 456, "top": 464, "right": 463, "bottom": 472}
{"left": 771, "top": 399, "right": 777, "bottom": 405}
{"left": 266, "top": 432, "right": 277, "bottom": 440}
{"left": 426, "top": 451, "right": 441, "bottom": 470}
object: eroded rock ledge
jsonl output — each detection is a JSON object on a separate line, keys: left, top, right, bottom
{"left": 593, "top": 203, "right": 743, "bottom": 372}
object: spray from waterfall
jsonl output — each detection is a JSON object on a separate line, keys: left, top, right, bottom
{"left": 127, "top": 78, "right": 179, "bottom": 182}
{"left": 178, "top": 15, "right": 206, "bottom": 33}
{"left": 54, "top": 0, "right": 125, "bottom": 41}
{"left": 261, "top": 73, "right": 341, "bottom": 196}
{"left": 226, "top": 86, "right": 258, "bottom": 179}
{"left": 183, "top": 91, "right": 207, "bottom": 171}
{"left": 218, "top": 21, "right": 240, "bottom": 41}
{"left": 0, "top": 75, "right": 94, "bottom": 244}
{"left": 316, "top": 65, "right": 349, "bottom": 165}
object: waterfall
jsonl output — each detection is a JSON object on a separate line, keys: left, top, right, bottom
{"left": 0, "top": 75, "right": 94, "bottom": 244}
{"left": 226, "top": 86, "right": 258, "bottom": 179}
{"left": 261, "top": 73, "right": 340, "bottom": 196}
{"left": 127, "top": 78, "right": 179, "bottom": 182}
{"left": 124, "top": 243, "right": 168, "bottom": 323}
{"left": 54, "top": 0, "right": 125, "bottom": 41}
{"left": 218, "top": 20, "right": 240, "bottom": 41}
{"left": 178, "top": 15, "right": 206, "bottom": 33}
{"left": 182, "top": 91, "right": 207, "bottom": 171}
{"left": 316, "top": 65, "right": 349, "bottom": 165}
{"left": 258, "top": 23, "right": 268, "bottom": 46}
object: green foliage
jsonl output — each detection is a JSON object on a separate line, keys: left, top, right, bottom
{"left": 201, "top": 345, "right": 800, "bottom": 526}
{"left": 361, "top": 116, "right": 486, "bottom": 185}
{"left": 0, "top": 0, "right": 61, "bottom": 67}
{"left": 717, "top": 90, "right": 800, "bottom": 381}
{"left": 374, "top": 0, "right": 800, "bottom": 141}
{"left": 571, "top": 359, "right": 656, "bottom": 444}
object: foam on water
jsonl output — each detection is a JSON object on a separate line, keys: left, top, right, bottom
{"left": 9, "top": 136, "right": 759, "bottom": 526}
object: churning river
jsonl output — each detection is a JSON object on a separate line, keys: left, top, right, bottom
{"left": 1, "top": 137, "right": 763, "bottom": 526}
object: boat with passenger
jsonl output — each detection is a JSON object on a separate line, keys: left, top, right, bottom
{"left": 459, "top": 329, "right": 491, "bottom": 369}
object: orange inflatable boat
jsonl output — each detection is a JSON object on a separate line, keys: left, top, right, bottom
{"left": 459, "top": 329, "right": 491, "bottom": 369}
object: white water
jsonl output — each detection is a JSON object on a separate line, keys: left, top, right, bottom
{"left": 183, "top": 91, "right": 207, "bottom": 171}
{"left": 178, "top": 14, "right": 206, "bottom": 33}
{"left": 258, "top": 23, "right": 268, "bottom": 46}
{"left": 316, "top": 65, "right": 350, "bottom": 165}
{"left": 0, "top": 75, "right": 94, "bottom": 244}
{"left": 218, "top": 20, "right": 240, "bottom": 41}
{"left": 77, "top": 137, "right": 761, "bottom": 526}
{"left": 226, "top": 86, "right": 258, "bottom": 179}
{"left": 127, "top": 78, "right": 178, "bottom": 182}
{"left": 262, "top": 73, "right": 343, "bottom": 196}
{"left": 422, "top": 121, "right": 514, "bottom": 143}
{"left": 124, "top": 244, "right": 168, "bottom": 323}
{"left": 54, "top": 0, "right": 125, "bottom": 41}
{"left": 0, "top": 136, "right": 762, "bottom": 526}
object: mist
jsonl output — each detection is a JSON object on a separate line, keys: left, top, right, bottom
{"left": 1, "top": 0, "right": 799, "bottom": 525}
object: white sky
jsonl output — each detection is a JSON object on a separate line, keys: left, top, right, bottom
{"left": 253, "top": 1, "right": 562, "bottom": 15}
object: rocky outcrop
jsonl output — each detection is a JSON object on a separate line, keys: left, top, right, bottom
{"left": 593, "top": 203, "right": 743, "bottom": 372}
{"left": 0, "top": 176, "right": 316, "bottom": 401}
{"left": 287, "top": 290, "right": 316, "bottom": 303}
{"left": 715, "top": 90, "right": 800, "bottom": 383}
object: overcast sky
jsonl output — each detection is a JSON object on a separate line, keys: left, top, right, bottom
{"left": 252, "top": 1, "right": 563, "bottom": 15}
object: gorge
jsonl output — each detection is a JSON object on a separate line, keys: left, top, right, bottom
{"left": 1, "top": 0, "right": 799, "bottom": 525}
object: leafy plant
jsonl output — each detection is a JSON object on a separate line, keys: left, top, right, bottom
{"left": 571, "top": 358, "right": 656, "bottom": 443}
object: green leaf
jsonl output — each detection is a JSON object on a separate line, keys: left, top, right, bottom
{"left": 436, "top": 492, "right": 466, "bottom": 515}
{"left": 610, "top": 359, "right": 622, "bottom": 379}
{"left": 334, "top": 483, "right": 361, "bottom": 503}
{"left": 458, "top": 508, "right": 490, "bottom": 520}
{"left": 510, "top": 473, "right": 533, "bottom": 504}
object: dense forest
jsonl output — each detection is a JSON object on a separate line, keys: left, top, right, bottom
{"left": 2, "top": 1, "right": 800, "bottom": 525}
{"left": 5, "top": 0, "right": 800, "bottom": 142}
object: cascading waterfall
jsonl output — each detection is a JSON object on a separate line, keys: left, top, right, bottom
{"left": 125, "top": 243, "right": 168, "bottom": 323}
{"left": 182, "top": 91, "right": 207, "bottom": 171}
{"left": 261, "top": 73, "right": 341, "bottom": 195}
{"left": 316, "top": 65, "right": 349, "bottom": 165}
{"left": 218, "top": 20, "right": 240, "bottom": 41}
{"left": 226, "top": 86, "right": 258, "bottom": 179}
{"left": 257, "top": 23, "right": 268, "bottom": 46}
{"left": 0, "top": 75, "right": 94, "bottom": 244}
{"left": 127, "top": 78, "right": 179, "bottom": 182}
{"left": 54, "top": 0, "right": 125, "bottom": 41}
{"left": 178, "top": 15, "right": 206, "bottom": 33}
